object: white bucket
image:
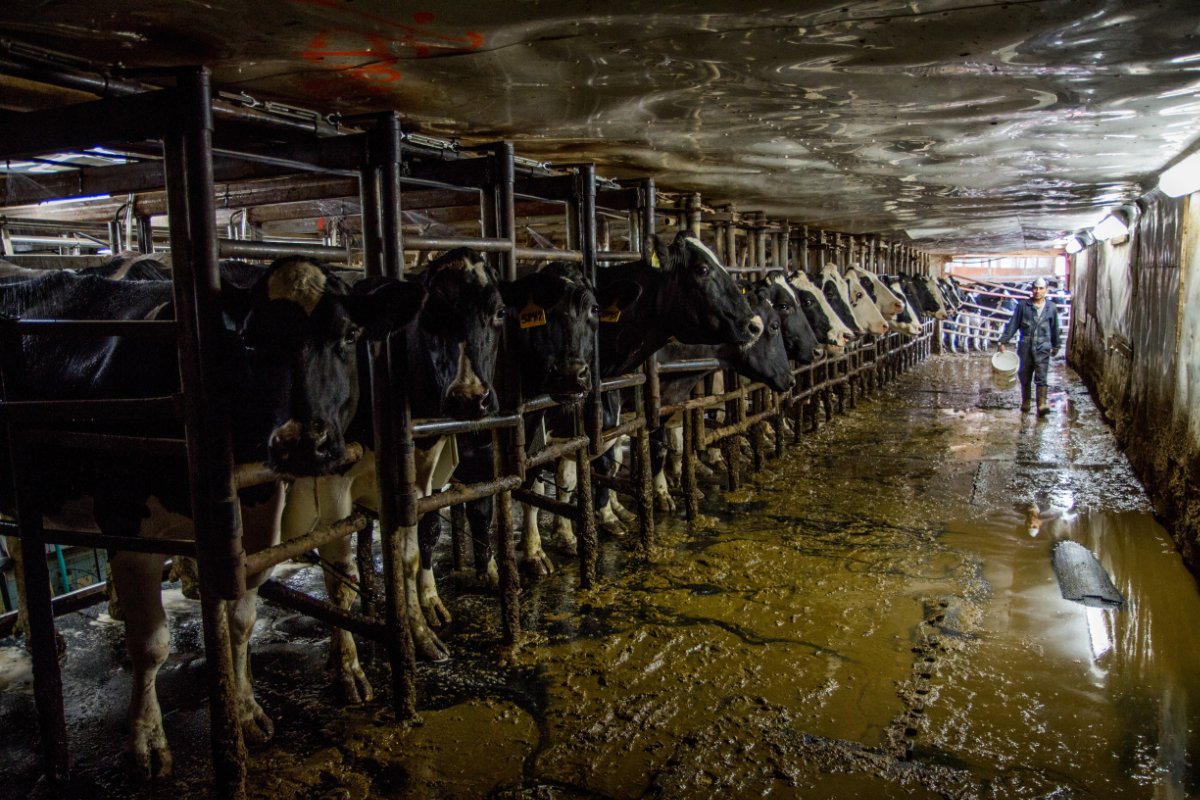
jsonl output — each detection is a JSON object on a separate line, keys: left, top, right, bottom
{"left": 991, "top": 350, "right": 1018, "bottom": 375}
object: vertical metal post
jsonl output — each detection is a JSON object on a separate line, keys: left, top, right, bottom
{"left": 681, "top": 408, "right": 698, "bottom": 521}
{"left": 362, "top": 113, "right": 418, "bottom": 720}
{"left": 574, "top": 404, "right": 597, "bottom": 588}
{"left": 164, "top": 68, "right": 246, "bottom": 800}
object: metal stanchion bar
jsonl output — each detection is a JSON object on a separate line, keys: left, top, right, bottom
{"left": 524, "top": 435, "right": 591, "bottom": 471}
{"left": 0, "top": 521, "right": 195, "bottom": 556}
{"left": 0, "top": 395, "right": 180, "bottom": 423}
{"left": 15, "top": 430, "right": 186, "bottom": 457}
{"left": 243, "top": 514, "right": 368, "bottom": 576}
{"left": 256, "top": 580, "right": 385, "bottom": 641}
{"left": 165, "top": 67, "right": 247, "bottom": 800}
{"left": 232, "top": 443, "right": 364, "bottom": 490}
{"left": 11, "top": 319, "right": 177, "bottom": 338}
{"left": 601, "top": 416, "right": 646, "bottom": 443}
{"left": 416, "top": 475, "right": 523, "bottom": 516}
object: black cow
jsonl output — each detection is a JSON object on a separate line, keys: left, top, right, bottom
{"left": 759, "top": 275, "right": 819, "bottom": 365}
{"left": 533, "top": 231, "right": 763, "bottom": 544}
{"left": 420, "top": 263, "right": 643, "bottom": 592}
{"left": 280, "top": 248, "right": 508, "bottom": 686}
{"left": 648, "top": 285, "right": 796, "bottom": 508}
{"left": 0, "top": 259, "right": 423, "bottom": 778}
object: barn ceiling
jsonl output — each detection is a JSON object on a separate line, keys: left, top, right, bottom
{"left": 2, "top": 0, "right": 1199, "bottom": 254}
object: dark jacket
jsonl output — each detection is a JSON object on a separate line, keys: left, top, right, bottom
{"left": 999, "top": 298, "right": 1060, "bottom": 357}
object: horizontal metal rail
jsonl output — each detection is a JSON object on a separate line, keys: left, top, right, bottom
{"left": 0, "top": 395, "right": 181, "bottom": 423}
{"left": 10, "top": 319, "right": 178, "bottom": 338}
{"left": 243, "top": 513, "right": 368, "bottom": 576}
{"left": 0, "top": 520, "right": 196, "bottom": 556}
{"left": 417, "top": 474, "right": 523, "bottom": 515}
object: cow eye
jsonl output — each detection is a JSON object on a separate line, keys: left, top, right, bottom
{"left": 591, "top": 304, "right": 600, "bottom": 316}
{"left": 494, "top": 307, "right": 508, "bottom": 322}
{"left": 343, "top": 327, "right": 362, "bottom": 346}
{"left": 696, "top": 264, "right": 710, "bottom": 277}
{"left": 769, "top": 322, "right": 780, "bottom": 333}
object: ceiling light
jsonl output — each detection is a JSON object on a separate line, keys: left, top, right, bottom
{"left": 1158, "top": 151, "right": 1200, "bottom": 198}
{"left": 1065, "top": 236, "right": 1084, "bottom": 254}
{"left": 1093, "top": 209, "right": 1130, "bottom": 241}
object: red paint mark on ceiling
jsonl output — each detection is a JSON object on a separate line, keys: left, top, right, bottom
{"left": 293, "top": 0, "right": 485, "bottom": 93}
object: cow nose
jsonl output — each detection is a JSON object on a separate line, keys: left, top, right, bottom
{"left": 308, "top": 420, "right": 331, "bottom": 453}
{"left": 746, "top": 316, "right": 764, "bottom": 340}
{"left": 477, "top": 389, "right": 492, "bottom": 413}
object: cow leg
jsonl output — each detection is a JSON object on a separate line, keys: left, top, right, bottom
{"left": 466, "top": 494, "right": 503, "bottom": 586}
{"left": 653, "top": 468, "right": 676, "bottom": 513}
{"left": 417, "top": 512, "right": 452, "bottom": 627}
{"left": 4, "top": 536, "right": 67, "bottom": 656}
{"left": 401, "top": 520, "right": 450, "bottom": 661}
{"left": 225, "top": 586, "right": 273, "bottom": 745}
{"left": 110, "top": 551, "right": 173, "bottom": 779}
{"left": 316, "top": 534, "right": 373, "bottom": 704}
{"left": 280, "top": 477, "right": 371, "bottom": 704}
{"left": 603, "top": 441, "right": 637, "bottom": 525}
{"left": 518, "top": 480, "right": 554, "bottom": 575}
{"left": 551, "top": 457, "right": 578, "bottom": 548}
{"left": 594, "top": 448, "right": 627, "bottom": 538}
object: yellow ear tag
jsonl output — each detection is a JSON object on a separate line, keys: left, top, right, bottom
{"left": 600, "top": 302, "right": 622, "bottom": 323}
{"left": 741, "top": 286, "right": 747, "bottom": 294}
{"left": 519, "top": 301, "right": 547, "bottom": 329}
{"left": 649, "top": 250, "right": 661, "bottom": 268}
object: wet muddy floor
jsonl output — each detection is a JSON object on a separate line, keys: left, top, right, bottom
{"left": 3, "top": 354, "right": 1199, "bottom": 799}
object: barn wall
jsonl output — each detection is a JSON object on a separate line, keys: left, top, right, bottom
{"left": 1069, "top": 193, "right": 1200, "bottom": 578}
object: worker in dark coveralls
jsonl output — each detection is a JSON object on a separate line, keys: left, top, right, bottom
{"left": 998, "top": 277, "right": 1060, "bottom": 416}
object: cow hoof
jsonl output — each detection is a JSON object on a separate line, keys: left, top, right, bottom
{"left": 127, "top": 727, "right": 172, "bottom": 780}
{"left": 600, "top": 518, "right": 627, "bottom": 539}
{"left": 611, "top": 503, "right": 638, "bottom": 525}
{"left": 422, "top": 599, "right": 453, "bottom": 628}
{"left": 524, "top": 550, "right": 555, "bottom": 576}
{"left": 555, "top": 533, "right": 578, "bottom": 557}
{"left": 654, "top": 492, "right": 676, "bottom": 514}
{"left": 415, "top": 629, "right": 451, "bottom": 662}
{"left": 477, "top": 564, "right": 500, "bottom": 591}
{"left": 241, "top": 703, "right": 275, "bottom": 747}
{"left": 336, "top": 668, "right": 374, "bottom": 706}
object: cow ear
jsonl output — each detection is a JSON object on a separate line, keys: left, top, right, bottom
{"left": 218, "top": 281, "right": 255, "bottom": 332}
{"left": 344, "top": 278, "right": 425, "bottom": 339}
{"left": 597, "top": 279, "right": 642, "bottom": 312}
{"left": 649, "top": 234, "right": 672, "bottom": 270}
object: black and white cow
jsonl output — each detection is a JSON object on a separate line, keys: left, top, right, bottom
{"left": 759, "top": 274, "right": 819, "bottom": 365}
{"left": 532, "top": 231, "right": 762, "bottom": 545}
{"left": 845, "top": 266, "right": 905, "bottom": 321}
{"left": 0, "top": 259, "right": 424, "bottom": 778}
{"left": 822, "top": 263, "right": 888, "bottom": 335}
{"left": 782, "top": 271, "right": 855, "bottom": 356}
{"left": 279, "top": 248, "right": 504, "bottom": 687}
{"left": 650, "top": 284, "right": 796, "bottom": 508}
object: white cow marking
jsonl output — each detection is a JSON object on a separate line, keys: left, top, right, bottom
{"left": 267, "top": 260, "right": 326, "bottom": 315}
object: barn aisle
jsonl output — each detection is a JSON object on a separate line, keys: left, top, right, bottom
{"left": 3, "top": 353, "right": 1198, "bottom": 799}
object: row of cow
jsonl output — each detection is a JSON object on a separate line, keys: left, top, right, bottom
{"left": 0, "top": 232, "right": 945, "bottom": 780}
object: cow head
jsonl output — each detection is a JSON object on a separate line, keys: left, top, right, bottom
{"left": 417, "top": 248, "right": 504, "bottom": 420}
{"left": 880, "top": 276, "right": 923, "bottom": 336}
{"left": 502, "top": 263, "right": 641, "bottom": 403}
{"left": 834, "top": 266, "right": 889, "bottom": 336}
{"left": 786, "top": 270, "right": 854, "bottom": 355}
{"left": 724, "top": 286, "right": 796, "bottom": 392}
{"left": 818, "top": 264, "right": 864, "bottom": 337}
{"left": 850, "top": 268, "right": 905, "bottom": 319}
{"left": 764, "top": 274, "right": 818, "bottom": 365}
{"left": 223, "top": 256, "right": 425, "bottom": 474}
{"left": 652, "top": 231, "right": 760, "bottom": 347}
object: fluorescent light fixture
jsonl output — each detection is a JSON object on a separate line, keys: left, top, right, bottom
{"left": 1093, "top": 209, "right": 1129, "bottom": 241}
{"left": 1065, "top": 236, "right": 1084, "bottom": 254}
{"left": 1158, "top": 151, "right": 1200, "bottom": 198}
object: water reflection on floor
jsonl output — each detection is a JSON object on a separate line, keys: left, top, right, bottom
{"left": 2, "top": 355, "right": 1198, "bottom": 799}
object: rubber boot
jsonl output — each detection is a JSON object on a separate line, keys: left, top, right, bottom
{"left": 1036, "top": 386, "right": 1049, "bottom": 417}
{"left": 1020, "top": 383, "right": 1032, "bottom": 413}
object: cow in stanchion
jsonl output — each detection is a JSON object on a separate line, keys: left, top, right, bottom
{"left": 0, "top": 258, "right": 424, "bottom": 778}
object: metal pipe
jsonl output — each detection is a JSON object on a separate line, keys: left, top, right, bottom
{"left": 256, "top": 579, "right": 385, "bottom": 641}
{"left": 243, "top": 513, "right": 368, "bottom": 576}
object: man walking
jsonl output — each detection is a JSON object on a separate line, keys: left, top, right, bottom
{"left": 998, "top": 277, "right": 1060, "bottom": 416}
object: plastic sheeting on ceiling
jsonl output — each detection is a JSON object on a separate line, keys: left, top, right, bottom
{"left": 2, "top": 0, "right": 1199, "bottom": 254}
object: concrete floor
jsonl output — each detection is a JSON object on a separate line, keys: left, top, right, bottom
{"left": 2, "top": 353, "right": 1198, "bottom": 799}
